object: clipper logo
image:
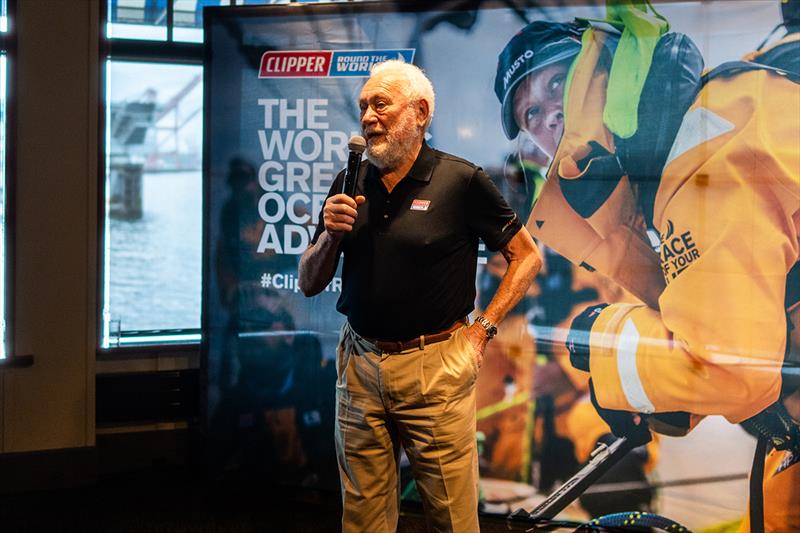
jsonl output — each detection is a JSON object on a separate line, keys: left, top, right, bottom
{"left": 259, "top": 49, "right": 415, "bottom": 78}
{"left": 659, "top": 220, "right": 701, "bottom": 283}
{"left": 410, "top": 199, "right": 430, "bottom": 211}
{"left": 259, "top": 51, "right": 332, "bottom": 78}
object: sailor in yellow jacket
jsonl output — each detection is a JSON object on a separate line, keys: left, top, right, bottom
{"left": 495, "top": 15, "right": 799, "bottom": 532}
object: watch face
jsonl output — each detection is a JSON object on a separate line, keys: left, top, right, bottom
{"left": 477, "top": 316, "right": 497, "bottom": 338}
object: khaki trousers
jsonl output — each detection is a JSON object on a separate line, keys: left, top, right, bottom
{"left": 335, "top": 322, "right": 480, "bottom": 533}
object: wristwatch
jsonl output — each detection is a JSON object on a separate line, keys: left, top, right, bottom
{"left": 474, "top": 315, "right": 498, "bottom": 340}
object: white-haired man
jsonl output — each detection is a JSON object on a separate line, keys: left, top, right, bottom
{"left": 299, "top": 60, "right": 542, "bottom": 532}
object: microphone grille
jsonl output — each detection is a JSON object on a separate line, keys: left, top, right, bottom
{"left": 348, "top": 135, "right": 367, "bottom": 154}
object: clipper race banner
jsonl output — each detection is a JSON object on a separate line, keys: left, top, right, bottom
{"left": 204, "top": 1, "right": 799, "bottom": 529}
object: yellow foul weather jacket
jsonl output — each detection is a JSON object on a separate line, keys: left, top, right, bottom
{"left": 527, "top": 24, "right": 799, "bottom": 533}
{"left": 528, "top": 29, "right": 800, "bottom": 424}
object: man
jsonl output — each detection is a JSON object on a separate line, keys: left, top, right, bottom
{"left": 298, "top": 60, "right": 542, "bottom": 532}
{"left": 495, "top": 12, "right": 799, "bottom": 532}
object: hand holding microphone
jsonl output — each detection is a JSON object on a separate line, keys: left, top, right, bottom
{"left": 323, "top": 135, "right": 366, "bottom": 240}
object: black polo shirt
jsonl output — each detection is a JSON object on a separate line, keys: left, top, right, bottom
{"left": 312, "top": 142, "right": 521, "bottom": 341}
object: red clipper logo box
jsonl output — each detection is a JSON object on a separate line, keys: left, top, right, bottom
{"left": 259, "top": 51, "right": 332, "bottom": 78}
{"left": 259, "top": 49, "right": 416, "bottom": 78}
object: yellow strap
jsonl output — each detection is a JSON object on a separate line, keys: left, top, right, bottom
{"left": 476, "top": 392, "right": 530, "bottom": 420}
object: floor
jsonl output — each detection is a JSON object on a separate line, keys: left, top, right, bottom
{"left": 0, "top": 467, "right": 572, "bottom": 533}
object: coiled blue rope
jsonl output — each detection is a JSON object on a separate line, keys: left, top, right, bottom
{"left": 578, "top": 511, "right": 692, "bottom": 532}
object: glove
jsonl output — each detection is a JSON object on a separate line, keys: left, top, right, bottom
{"left": 566, "top": 303, "right": 609, "bottom": 372}
{"left": 589, "top": 379, "right": 652, "bottom": 447}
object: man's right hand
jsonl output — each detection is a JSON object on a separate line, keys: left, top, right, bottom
{"left": 298, "top": 193, "right": 365, "bottom": 297}
{"left": 322, "top": 194, "right": 365, "bottom": 239}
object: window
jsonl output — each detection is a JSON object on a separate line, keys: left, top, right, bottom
{"left": 107, "top": 0, "right": 232, "bottom": 43}
{"left": 107, "top": 0, "right": 167, "bottom": 40}
{"left": 101, "top": 0, "right": 334, "bottom": 348}
{"left": 0, "top": 0, "right": 12, "bottom": 360}
{"left": 103, "top": 61, "right": 202, "bottom": 346}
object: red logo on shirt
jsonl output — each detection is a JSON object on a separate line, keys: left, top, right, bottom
{"left": 410, "top": 199, "right": 431, "bottom": 211}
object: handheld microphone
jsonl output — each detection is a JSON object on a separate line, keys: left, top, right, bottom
{"left": 343, "top": 135, "right": 366, "bottom": 198}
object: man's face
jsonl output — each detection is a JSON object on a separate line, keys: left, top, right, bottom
{"left": 512, "top": 62, "right": 569, "bottom": 160}
{"left": 359, "top": 72, "right": 424, "bottom": 170}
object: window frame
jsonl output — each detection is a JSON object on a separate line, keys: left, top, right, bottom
{"left": 98, "top": 0, "right": 207, "bottom": 353}
{"left": 0, "top": 0, "right": 31, "bottom": 367}
{"left": 97, "top": 0, "right": 354, "bottom": 353}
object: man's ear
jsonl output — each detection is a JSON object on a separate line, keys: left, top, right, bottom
{"left": 416, "top": 99, "right": 430, "bottom": 128}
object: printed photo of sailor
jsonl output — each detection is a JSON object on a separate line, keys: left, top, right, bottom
{"left": 493, "top": 1, "right": 799, "bottom": 531}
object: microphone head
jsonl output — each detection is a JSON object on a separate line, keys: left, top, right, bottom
{"left": 348, "top": 135, "right": 367, "bottom": 154}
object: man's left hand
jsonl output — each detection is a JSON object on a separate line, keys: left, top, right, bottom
{"left": 463, "top": 323, "right": 489, "bottom": 368}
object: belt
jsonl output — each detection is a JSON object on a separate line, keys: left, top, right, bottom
{"left": 364, "top": 319, "right": 467, "bottom": 353}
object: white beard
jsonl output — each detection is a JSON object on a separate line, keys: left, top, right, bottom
{"left": 365, "top": 107, "right": 421, "bottom": 170}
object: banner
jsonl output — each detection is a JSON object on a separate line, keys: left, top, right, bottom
{"left": 204, "top": 1, "right": 799, "bottom": 529}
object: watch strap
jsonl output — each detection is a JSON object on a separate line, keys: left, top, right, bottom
{"left": 475, "top": 315, "right": 498, "bottom": 339}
